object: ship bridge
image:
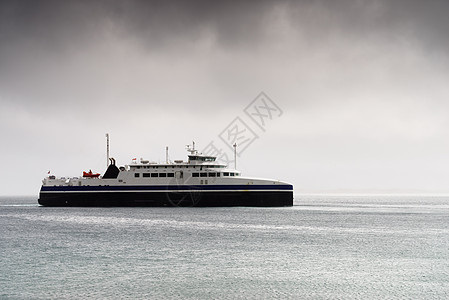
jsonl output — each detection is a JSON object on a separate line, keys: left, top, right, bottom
{"left": 188, "top": 155, "right": 216, "bottom": 164}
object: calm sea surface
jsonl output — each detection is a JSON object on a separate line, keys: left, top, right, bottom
{"left": 1, "top": 195, "right": 448, "bottom": 299}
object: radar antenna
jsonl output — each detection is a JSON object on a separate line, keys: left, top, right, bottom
{"left": 186, "top": 141, "right": 198, "bottom": 155}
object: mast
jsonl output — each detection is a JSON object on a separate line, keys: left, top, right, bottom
{"left": 186, "top": 141, "right": 197, "bottom": 155}
{"left": 233, "top": 143, "right": 237, "bottom": 169}
{"left": 106, "top": 133, "right": 110, "bottom": 167}
{"left": 166, "top": 146, "right": 169, "bottom": 164}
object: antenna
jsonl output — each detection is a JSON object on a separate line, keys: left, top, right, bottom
{"left": 106, "top": 133, "right": 110, "bottom": 167}
{"left": 166, "top": 146, "right": 169, "bottom": 164}
{"left": 233, "top": 143, "right": 237, "bottom": 169}
{"left": 186, "top": 141, "right": 198, "bottom": 155}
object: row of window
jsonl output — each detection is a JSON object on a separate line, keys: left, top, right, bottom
{"left": 192, "top": 172, "right": 220, "bottom": 177}
{"left": 223, "top": 172, "right": 238, "bottom": 177}
{"left": 189, "top": 156, "right": 216, "bottom": 162}
{"left": 135, "top": 173, "right": 175, "bottom": 178}
{"left": 134, "top": 165, "right": 225, "bottom": 169}
{"left": 191, "top": 172, "right": 238, "bottom": 177}
{"left": 134, "top": 172, "right": 239, "bottom": 178}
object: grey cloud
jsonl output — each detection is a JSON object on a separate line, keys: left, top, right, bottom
{"left": 2, "top": 0, "right": 449, "bottom": 64}
{"left": 0, "top": 0, "right": 273, "bottom": 54}
{"left": 0, "top": 0, "right": 448, "bottom": 116}
{"left": 1, "top": 0, "right": 446, "bottom": 50}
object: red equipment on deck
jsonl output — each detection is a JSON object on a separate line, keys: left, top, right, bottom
{"left": 83, "top": 170, "right": 100, "bottom": 178}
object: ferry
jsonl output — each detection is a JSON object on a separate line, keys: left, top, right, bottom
{"left": 38, "top": 142, "right": 293, "bottom": 207}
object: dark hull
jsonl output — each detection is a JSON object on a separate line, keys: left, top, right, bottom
{"left": 38, "top": 191, "right": 293, "bottom": 207}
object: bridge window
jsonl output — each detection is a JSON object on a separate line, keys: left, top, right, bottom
{"left": 223, "top": 172, "right": 229, "bottom": 176}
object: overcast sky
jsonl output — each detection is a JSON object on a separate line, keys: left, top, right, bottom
{"left": 1, "top": 0, "right": 449, "bottom": 196}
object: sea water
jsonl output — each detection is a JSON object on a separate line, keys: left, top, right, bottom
{"left": 1, "top": 195, "right": 448, "bottom": 299}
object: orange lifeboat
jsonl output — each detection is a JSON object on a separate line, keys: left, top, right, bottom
{"left": 83, "top": 170, "right": 100, "bottom": 178}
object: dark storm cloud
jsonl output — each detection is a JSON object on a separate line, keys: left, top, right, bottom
{"left": 110, "top": 0, "right": 276, "bottom": 49}
{"left": 1, "top": 0, "right": 448, "bottom": 53}
{"left": 0, "top": 0, "right": 280, "bottom": 109}
{"left": 1, "top": 0, "right": 449, "bottom": 111}
{"left": 0, "top": 0, "right": 448, "bottom": 118}
{"left": 0, "top": 0, "right": 103, "bottom": 54}
{"left": 0, "top": 0, "right": 273, "bottom": 54}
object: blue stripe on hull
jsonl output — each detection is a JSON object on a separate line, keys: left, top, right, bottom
{"left": 40, "top": 184, "right": 293, "bottom": 192}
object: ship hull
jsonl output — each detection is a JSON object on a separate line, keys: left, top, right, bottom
{"left": 38, "top": 188, "right": 293, "bottom": 207}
